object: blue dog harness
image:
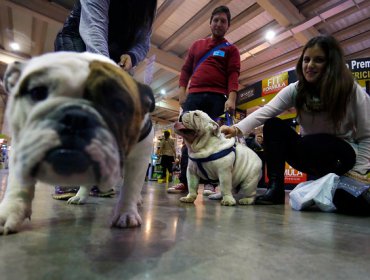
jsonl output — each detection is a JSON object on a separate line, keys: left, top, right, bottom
{"left": 188, "top": 143, "right": 237, "bottom": 183}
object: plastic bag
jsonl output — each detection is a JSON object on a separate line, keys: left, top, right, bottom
{"left": 289, "top": 173, "right": 339, "bottom": 212}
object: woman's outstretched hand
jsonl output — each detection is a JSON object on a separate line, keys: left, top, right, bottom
{"left": 221, "top": 125, "right": 238, "bottom": 138}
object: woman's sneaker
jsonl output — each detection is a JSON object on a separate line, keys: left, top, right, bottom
{"left": 167, "top": 183, "right": 188, "bottom": 193}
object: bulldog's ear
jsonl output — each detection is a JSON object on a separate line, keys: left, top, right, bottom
{"left": 137, "top": 82, "right": 155, "bottom": 113}
{"left": 210, "top": 120, "right": 220, "bottom": 137}
{"left": 3, "top": 61, "right": 26, "bottom": 93}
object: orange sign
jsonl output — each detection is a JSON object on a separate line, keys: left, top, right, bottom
{"left": 264, "top": 162, "right": 307, "bottom": 185}
{"left": 284, "top": 163, "right": 307, "bottom": 184}
{"left": 262, "top": 72, "right": 288, "bottom": 96}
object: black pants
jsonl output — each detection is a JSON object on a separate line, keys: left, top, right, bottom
{"left": 182, "top": 92, "right": 227, "bottom": 119}
{"left": 160, "top": 155, "right": 174, "bottom": 178}
{"left": 263, "top": 118, "right": 356, "bottom": 177}
{"left": 264, "top": 118, "right": 370, "bottom": 215}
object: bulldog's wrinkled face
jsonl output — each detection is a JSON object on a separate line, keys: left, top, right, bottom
{"left": 3, "top": 52, "right": 154, "bottom": 189}
{"left": 174, "top": 110, "right": 219, "bottom": 144}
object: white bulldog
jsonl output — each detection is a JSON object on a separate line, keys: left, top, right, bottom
{"left": 0, "top": 52, "right": 155, "bottom": 234}
{"left": 174, "top": 110, "right": 262, "bottom": 206}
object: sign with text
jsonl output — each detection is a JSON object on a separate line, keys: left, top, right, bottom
{"left": 265, "top": 162, "right": 307, "bottom": 185}
{"left": 347, "top": 57, "right": 370, "bottom": 95}
{"left": 262, "top": 72, "right": 289, "bottom": 96}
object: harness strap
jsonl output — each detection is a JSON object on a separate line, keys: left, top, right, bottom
{"left": 193, "top": 42, "right": 232, "bottom": 73}
{"left": 189, "top": 143, "right": 236, "bottom": 183}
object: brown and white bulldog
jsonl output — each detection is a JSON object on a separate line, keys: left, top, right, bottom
{"left": 0, "top": 52, "right": 155, "bottom": 234}
{"left": 174, "top": 110, "right": 262, "bottom": 206}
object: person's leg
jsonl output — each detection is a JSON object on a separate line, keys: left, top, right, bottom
{"left": 168, "top": 147, "right": 188, "bottom": 193}
{"left": 255, "top": 118, "right": 299, "bottom": 204}
{"left": 257, "top": 118, "right": 357, "bottom": 205}
{"left": 287, "top": 134, "right": 356, "bottom": 177}
{"left": 201, "top": 93, "right": 227, "bottom": 120}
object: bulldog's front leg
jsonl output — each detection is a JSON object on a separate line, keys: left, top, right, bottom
{"left": 218, "top": 167, "right": 236, "bottom": 206}
{"left": 0, "top": 174, "right": 35, "bottom": 235}
{"left": 67, "top": 185, "right": 92, "bottom": 205}
{"left": 111, "top": 130, "right": 153, "bottom": 228}
{"left": 179, "top": 170, "right": 199, "bottom": 203}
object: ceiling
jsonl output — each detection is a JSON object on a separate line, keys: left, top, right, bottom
{"left": 1, "top": 0, "right": 370, "bottom": 126}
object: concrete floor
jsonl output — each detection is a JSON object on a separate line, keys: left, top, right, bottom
{"left": 0, "top": 169, "right": 369, "bottom": 280}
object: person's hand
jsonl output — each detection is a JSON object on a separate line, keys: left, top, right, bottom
{"left": 224, "top": 98, "right": 235, "bottom": 113}
{"left": 177, "top": 86, "right": 187, "bottom": 106}
{"left": 118, "top": 54, "right": 133, "bottom": 71}
{"left": 221, "top": 125, "right": 239, "bottom": 138}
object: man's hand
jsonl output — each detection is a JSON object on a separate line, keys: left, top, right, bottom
{"left": 178, "top": 86, "right": 187, "bottom": 106}
{"left": 224, "top": 91, "right": 237, "bottom": 113}
{"left": 118, "top": 54, "right": 133, "bottom": 71}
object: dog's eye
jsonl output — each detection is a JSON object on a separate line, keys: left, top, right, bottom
{"left": 111, "top": 99, "right": 127, "bottom": 113}
{"left": 29, "top": 86, "right": 48, "bottom": 102}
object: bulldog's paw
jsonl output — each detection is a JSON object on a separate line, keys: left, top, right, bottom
{"left": 67, "top": 195, "right": 88, "bottom": 205}
{"left": 221, "top": 195, "right": 236, "bottom": 206}
{"left": 0, "top": 201, "right": 31, "bottom": 235}
{"left": 238, "top": 197, "right": 255, "bottom": 205}
{"left": 111, "top": 208, "right": 142, "bottom": 228}
{"left": 179, "top": 194, "right": 197, "bottom": 203}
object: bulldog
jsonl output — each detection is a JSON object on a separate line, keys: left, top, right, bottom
{"left": 174, "top": 110, "right": 262, "bottom": 206}
{"left": 0, "top": 52, "right": 155, "bottom": 234}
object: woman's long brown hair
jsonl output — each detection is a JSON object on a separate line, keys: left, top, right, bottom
{"left": 295, "top": 35, "right": 354, "bottom": 130}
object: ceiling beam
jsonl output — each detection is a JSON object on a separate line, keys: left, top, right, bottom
{"left": 256, "top": 0, "right": 319, "bottom": 45}
{"left": 30, "top": 17, "right": 47, "bottom": 56}
{"left": 0, "top": 1, "right": 12, "bottom": 52}
{"left": 148, "top": 44, "right": 184, "bottom": 74}
{"left": 4, "top": 0, "right": 68, "bottom": 24}
{"left": 153, "top": 0, "right": 183, "bottom": 31}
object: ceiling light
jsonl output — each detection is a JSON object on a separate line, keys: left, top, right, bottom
{"left": 265, "top": 30, "right": 276, "bottom": 41}
{"left": 9, "top": 42, "right": 20, "bottom": 51}
{"left": 160, "top": 89, "right": 166, "bottom": 95}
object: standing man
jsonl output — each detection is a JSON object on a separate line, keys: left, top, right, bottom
{"left": 168, "top": 5, "right": 241, "bottom": 195}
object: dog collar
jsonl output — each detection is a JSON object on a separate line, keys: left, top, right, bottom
{"left": 138, "top": 119, "right": 153, "bottom": 142}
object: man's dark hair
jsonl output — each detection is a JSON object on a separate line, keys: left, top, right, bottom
{"left": 210, "top": 6, "right": 231, "bottom": 26}
{"left": 164, "top": 131, "right": 170, "bottom": 138}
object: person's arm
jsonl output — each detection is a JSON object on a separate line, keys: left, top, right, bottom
{"left": 224, "top": 46, "right": 241, "bottom": 112}
{"left": 171, "top": 139, "right": 176, "bottom": 157}
{"left": 221, "top": 83, "right": 297, "bottom": 138}
{"left": 178, "top": 43, "right": 196, "bottom": 106}
{"left": 178, "top": 86, "right": 187, "bottom": 106}
{"left": 120, "top": 25, "right": 152, "bottom": 69}
{"left": 351, "top": 84, "right": 370, "bottom": 175}
{"left": 79, "top": 0, "right": 110, "bottom": 57}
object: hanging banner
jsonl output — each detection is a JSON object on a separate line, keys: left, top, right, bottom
{"left": 262, "top": 72, "right": 289, "bottom": 96}
{"left": 347, "top": 57, "right": 370, "bottom": 95}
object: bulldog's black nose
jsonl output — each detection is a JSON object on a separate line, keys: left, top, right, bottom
{"left": 56, "top": 107, "right": 99, "bottom": 146}
{"left": 59, "top": 108, "right": 97, "bottom": 134}
{"left": 43, "top": 107, "right": 101, "bottom": 176}
{"left": 179, "top": 110, "right": 188, "bottom": 122}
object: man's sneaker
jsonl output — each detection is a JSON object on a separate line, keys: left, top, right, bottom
{"left": 203, "top": 184, "right": 216, "bottom": 196}
{"left": 89, "top": 186, "right": 115, "bottom": 197}
{"left": 167, "top": 183, "right": 188, "bottom": 194}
